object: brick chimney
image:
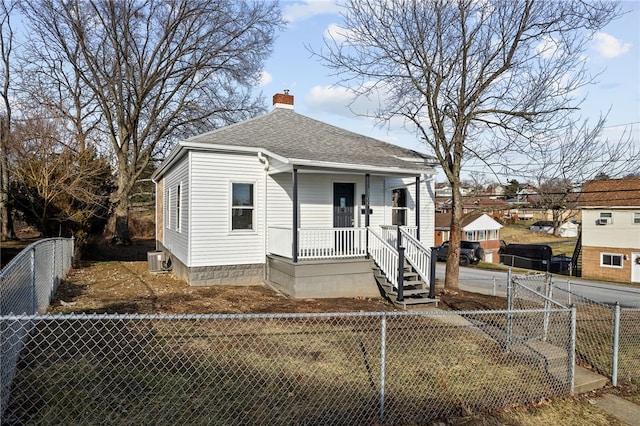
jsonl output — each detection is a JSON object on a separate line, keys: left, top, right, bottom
{"left": 273, "top": 90, "right": 294, "bottom": 109}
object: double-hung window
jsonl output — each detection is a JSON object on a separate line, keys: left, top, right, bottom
{"left": 231, "top": 183, "right": 254, "bottom": 230}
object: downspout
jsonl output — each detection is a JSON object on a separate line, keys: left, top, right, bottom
{"left": 258, "top": 152, "right": 269, "bottom": 278}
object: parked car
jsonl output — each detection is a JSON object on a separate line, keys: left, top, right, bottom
{"left": 433, "top": 241, "right": 484, "bottom": 266}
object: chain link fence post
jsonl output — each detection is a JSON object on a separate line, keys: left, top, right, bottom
{"left": 506, "top": 268, "right": 512, "bottom": 352}
{"left": 569, "top": 304, "right": 576, "bottom": 394}
{"left": 30, "top": 248, "right": 36, "bottom": 315}
{"left": 543, "top": 274, "right": 553, "bottom": 342}
{"left": 379, "top": 314, "right": 387, "bottom": 423}
{"left": 612, "top": 302, "right": 620, "bottom": 387}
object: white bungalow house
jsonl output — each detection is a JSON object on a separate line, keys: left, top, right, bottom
{"left": 152, "top": 92, "right": 439, "bottom": 303}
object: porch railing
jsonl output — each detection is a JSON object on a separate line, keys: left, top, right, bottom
{"left": 299, "top": 228, "right": 367, "bottom": 260}
{"left": 399, "top": 227, "right": 431, "bottom": 285}
{"left": 368, "top": 228, "right": 398, "bottom": 288}
{"left": 379, "top": 225, "right": 417, "bottom": 247}
{"left": 268, "top": 227, "right": 368, "bottom": 260}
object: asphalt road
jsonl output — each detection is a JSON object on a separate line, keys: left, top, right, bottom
{"left": 435, "top": 263, "right": 640, "bottom": 308}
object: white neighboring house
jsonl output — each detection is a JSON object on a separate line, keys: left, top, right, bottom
{"left": 578, "top": 177, "right": 640, "bottom": 283}
{"left": 530, "top": 220, "right": 579, "bottom": 237}
{"left": 152, "top": 92, "right": 439, "bottom": 299}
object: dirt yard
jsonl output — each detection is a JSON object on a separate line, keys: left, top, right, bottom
{"left": 48, "top": 238, "right": 507, "bottom": 315}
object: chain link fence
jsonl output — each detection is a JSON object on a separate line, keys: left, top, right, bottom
{"left": 0, "top": 238, "right": 75, "bottom": 421}
{"left": 1, "top": 309, "right": 573, "bottom": 425}
{"left": 512, "top": 272, "right": 640, "bottom": 387}
{"left": 0, "top": 238, "right": 74, "bottom": 316}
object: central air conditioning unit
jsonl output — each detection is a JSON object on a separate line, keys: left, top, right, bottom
{"left": 147, "top": 250, "right": 167, "bottom": 272}
{"left": 595, "top": 219, "right": 608, "bottom": 226}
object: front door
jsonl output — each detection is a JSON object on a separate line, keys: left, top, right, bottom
{"left": 333, "top": 183, "right": 355, "bottom": 228}
{"left": 632, "top": 252, "right": 640, "bottom": 283}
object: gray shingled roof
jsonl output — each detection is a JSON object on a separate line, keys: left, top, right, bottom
{"left": 187, "top": 107, "right": 437, "bottom": 170}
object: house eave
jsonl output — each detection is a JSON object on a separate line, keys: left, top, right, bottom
{"left": 287, "top": 158, "right": 435, "bottom": 176}
{"left": 580, "top": 205, "right": 639, "bottom": 210}
{"left": 153, "top": 141, "right": 437, "bottom": 181}
{"left": 151, "top": 141, "right": 290, "bottom": 181}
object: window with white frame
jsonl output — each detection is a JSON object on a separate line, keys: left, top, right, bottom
{"left": 599, "top": 212, "right": 613, "bottom": 224}
{"left": 166, "top": 187, "right": 172, "bottom": 229}
{"left": 634, "top": 212, "right": 640, "bottom": 224}
{"left": 231, "top": 183, "right": 254, "bottom": 230}
{"left": 175, "top": 183, "right": 182, "bottom": 232}
{"left": 391, "top": 188, "right": 407, "bottom": 226}
{"left": 601, "top": 253, "right": 623, "bottom": 268}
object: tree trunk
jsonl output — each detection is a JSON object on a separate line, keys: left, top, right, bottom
{"left": 444, "top": 190, "right": 463, "bottom": 291}
{"left": 0, "top": 120, "right": 15, "bottom": 241}
{"left": 110, "top": 169, "right": 133, "bottom": 245}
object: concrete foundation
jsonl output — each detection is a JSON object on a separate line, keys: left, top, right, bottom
{"left": 155, "top": 243, "right": 264, "bottom": 286}
{"left": 266, "top": 255, "right": 380, "bottom": 299}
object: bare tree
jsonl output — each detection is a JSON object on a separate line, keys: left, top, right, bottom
{"left": 11, "top": 114, "right": 112, "bottom": 242}
{"left": 316, "top": 0, "right": 620, "bottom": 290}
{"left": 0, "top": 0, "right": 16, "bottom": 240}
{"left": 528, "top": 117, "right": 638, "bottom": 235}
{"left": 22, "top": 0, "right": 283, "bottom": 244}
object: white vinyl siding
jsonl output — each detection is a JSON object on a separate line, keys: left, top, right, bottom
{"left": 189, "top": 151, "right": 265, "bottom": 267}
{"left": 384, "top": 175, "right": 435, "bottom": 247}
{"left": 583, "top": 209, "right": 640, "bottom": 249}
{"left": 162, "top": 155, "right": 189, "bottom": 266}
{"left": 266, "top": 173, "right": 292, "bottom": 227}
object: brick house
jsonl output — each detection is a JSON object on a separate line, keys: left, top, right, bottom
{"left": 578, "top": 177, "right": 640, "bottom": 283}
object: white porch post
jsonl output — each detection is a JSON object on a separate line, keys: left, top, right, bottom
{"left": 365, "top": 173, "right": 370, "bottom": 258}
{"left": 293, "top": 168, "right": 299, "bottom": 263}
{"left": 415, "top": 175, "right": 420, "bottom": 240}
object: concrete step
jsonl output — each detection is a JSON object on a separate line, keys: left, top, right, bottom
{"left": 574, "top": 366, "right": 608, "bottom": 394}
{"left": 387, "top": 288, "right": 430, "bottom": 297}
{"left": 389, "top": 295, "right": 439, "bottom": 309}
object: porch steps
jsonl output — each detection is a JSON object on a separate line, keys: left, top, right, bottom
{"left": 373, "top": 264, "right": 438, "bottom": 309}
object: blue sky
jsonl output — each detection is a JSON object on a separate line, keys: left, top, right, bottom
{"left": 260, "top": 1, "right": 640, "bottom": 181}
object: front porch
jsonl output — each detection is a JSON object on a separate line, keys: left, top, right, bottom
{"left": 266, "top": 226, "right": 438, "bottom": 307}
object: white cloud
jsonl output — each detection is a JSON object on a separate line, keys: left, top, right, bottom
{"left": 282, "top": 1, "right": 342, "bottom": 25}
{"left": 592, "top": 32, "right": 632, "bottom": 58}
{"left": 535, "top": 36, "right": 561, "bottom": 59}
{"left": 306, "top": 85, "right": 353, "bottom": 114}
{"left": 324, "top": 22, "right": 353, "bottom": 43}
{"left": 258, "top": 71, "right": 273, "bottom": 86}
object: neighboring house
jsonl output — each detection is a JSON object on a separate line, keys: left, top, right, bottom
{"left": 435, "top": 196, "right": 509, "bottom": 220}
{"left": 434, "top": 212, "right": 503, "bottom": 263}
{"left": 578, "top": 177, "right": 640, "bottom": 283}
{"left": 152, "top": 92, "right": 439, "bottom": 299}
{"left": 530, "top": 220, "right": 579, "bottom": 237}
